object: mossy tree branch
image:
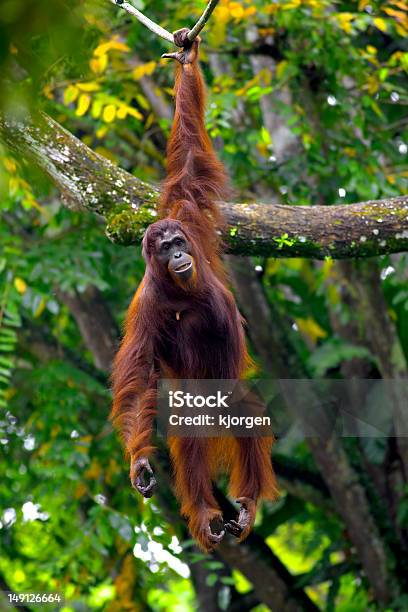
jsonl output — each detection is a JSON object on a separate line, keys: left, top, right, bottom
{"left": 1, "top": 111, "right": 407, "bottom": 259}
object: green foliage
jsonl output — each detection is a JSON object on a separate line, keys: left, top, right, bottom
{"left": 0, "top": 0, "right": 407, "bottom": 610}
{"left": 307, "top": 339, "right": 373, "bottom": 377}
{"left": 0, "top": 254, "right": 22, "bottom": 408}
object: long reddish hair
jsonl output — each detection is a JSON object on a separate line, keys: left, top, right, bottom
{"left": 110, "top": 34, "right": 277, "bottom": 551}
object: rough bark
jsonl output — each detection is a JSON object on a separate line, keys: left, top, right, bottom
{"left": 227, "top": 257, "right": 397, "bottom": 604}
{"left": 1, "top": 112, "right": 407, "bottom": 258}
{"left": 352, "top": 262, "right": 408, "bottom": 481}
{"left": 19, "top": 324, "right": 107, "bottom": 384}
{"left": 219, "top": 532, "right": 319, "bottom": 612}
{"left": 188, "top": 561, "right": 229, "bottom": 612}
{"left": 273, "top": 456, "right": 333, "bottom": 511}
{"left": 330, "top": 260, "right": 408, "bottom": 484}
{"left": 228, "top": 591, "right": 259, "bottom": 612}
{"left": 307, "top": 437, "right": 394, "bottom": 603}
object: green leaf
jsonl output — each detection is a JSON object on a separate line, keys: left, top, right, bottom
{"left": 308, "top": 339, "right": 373, "bottom": 376}
{"left": 206, "top": 573, "right": 218, "bottom": 587}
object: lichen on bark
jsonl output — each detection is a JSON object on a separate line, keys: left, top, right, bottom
{"left": 1, "top": 110, "right": 407, "bottom": 259}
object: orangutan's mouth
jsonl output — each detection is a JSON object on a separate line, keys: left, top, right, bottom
{"left": 174, "top": 261, "right": 192, "bottom": 274}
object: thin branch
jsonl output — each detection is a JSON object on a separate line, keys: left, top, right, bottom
{"left": 0, "top": 111, "right": 407, "bottom": 259}
{"left": 110, "top": 0, "right": 220, "bottom": 44}
{"left": 187, "top": 0, "right": 220, "bottom": 41}
{"left": 110, "top": 0, "right": 174, "bottom": 43}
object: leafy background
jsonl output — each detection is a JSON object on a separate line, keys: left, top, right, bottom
{"left": 0, "top": 0, "right": 407, "bottom": 610}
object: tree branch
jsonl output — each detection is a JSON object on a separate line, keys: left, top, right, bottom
{"left": 1, "top": 111, "right": 407, "bottom": 259}
{"left": 110, "top": 0, "right": 220, "bottom": 44}
{"left": 110, "top": 1, "right": 174, "bottom": 43}
{"left": 187, "top": 0, "right": 220, "bottom": 41}
{"left": 56, "top": 286, "right": 119, "bottom": 372}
